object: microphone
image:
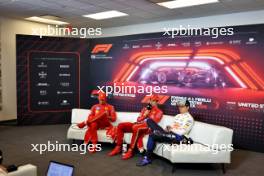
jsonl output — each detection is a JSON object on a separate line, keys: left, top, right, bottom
{"left": 146, "top": 103, "right": 152, "bottom": 110}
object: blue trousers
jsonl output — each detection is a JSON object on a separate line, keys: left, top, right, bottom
{"left": 146, "top": 118, "right": 183, "bottom": 157}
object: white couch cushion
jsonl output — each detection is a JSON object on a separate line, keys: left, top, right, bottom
{"left": 112, "top": 112, "right": 139, "bottom": 126}
{"left": 67, "top": 124, "right": 113, "bottom": 143}
{"left": 71, "top": 109, "right": 139, "bottom": 126}
{"left": 188, "top": 121, "right": 233, "bottom": 147}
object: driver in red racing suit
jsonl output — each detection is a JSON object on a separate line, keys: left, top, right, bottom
{"left": 78, "top": 92, "right": 117, "bottom": 153}
{"left": 108, "top": 95, "right": 163, "bottom": 160}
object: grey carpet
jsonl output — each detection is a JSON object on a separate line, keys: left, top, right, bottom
{"left": 0, "top": 124, "right": 264, "bottom": 176}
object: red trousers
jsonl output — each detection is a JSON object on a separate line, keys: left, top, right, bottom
{"left": 84, "top": 118, "right": 111, "bottom": 144}
{"left": 116, "top": 122, "right": 149, "bottom": 150}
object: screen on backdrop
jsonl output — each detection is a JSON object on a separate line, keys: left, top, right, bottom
{"left": 16, "top": 24, "right": 264, "bottom": 152}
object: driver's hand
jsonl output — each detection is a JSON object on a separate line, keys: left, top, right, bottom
{"left": 144, "top": 110, "right": 150, "bottom": 117}
{"left": 166, "top": 125, "right": 172, "bottom": 132}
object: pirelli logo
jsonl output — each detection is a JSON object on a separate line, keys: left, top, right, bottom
{"left": 91, "top": 44, "right": 113, "bottom": 54}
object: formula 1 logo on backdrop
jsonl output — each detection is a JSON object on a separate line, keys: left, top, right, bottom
{"left": 91, "top": 44, "right": 113, "bottom": 54}
{"left": 91, "top": 44, "right": 113, "bottom": 60}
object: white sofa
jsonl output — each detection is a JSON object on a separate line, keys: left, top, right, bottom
{"left": 7, "top": 164, "right": 37, "bottom": 176}
{"left": 67, "top": 109, "right": 233, "bottom": 172}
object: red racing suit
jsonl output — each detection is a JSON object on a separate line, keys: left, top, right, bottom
{"left": 116, "top": 106, "right": 163, "bottom": 150}
{"left": 78, "top": 103, "right": 117, "bottom": 144}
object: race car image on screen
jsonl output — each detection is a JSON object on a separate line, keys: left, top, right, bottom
{"left": 114, "top": 49, "right": 264, "bottom": 91}
{"left": 137, "top": 61, "right": 232, "bottom": 88}
{"left": 112, "top": 49, "right": 264, "bottom": 104}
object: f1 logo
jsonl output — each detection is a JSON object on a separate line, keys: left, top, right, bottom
{"left": 91, "top": 44, "right": 113, "bottom": 54}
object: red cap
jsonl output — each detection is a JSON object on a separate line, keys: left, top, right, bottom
{"left": 149, "top": 94, "right": 159, "bottom": 102}
{"left": 98, "top": 92, "right": 107, "bottom": 101}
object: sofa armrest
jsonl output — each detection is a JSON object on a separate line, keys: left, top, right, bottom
{"left": 189, "top": 121, "right": 234, "bottom": 149}
{"left": 214, "top": 127, "right": 234, "bottom": 150}
{"left": 71, "top": 109, "right": 90, "bottom": 124}
{"left": 8, "top": 164, "right": 37, "bottom": 176}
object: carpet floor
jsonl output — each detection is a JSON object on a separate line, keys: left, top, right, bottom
{"left": 0, "top": 124, "right": 264, "bottom": 176}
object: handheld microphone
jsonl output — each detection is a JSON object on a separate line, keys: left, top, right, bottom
{"left": 146, "top": 103, "right": 152, "bottom": 110}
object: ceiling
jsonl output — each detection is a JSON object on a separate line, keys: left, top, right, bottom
{"left": 0, "top": 0, "right": 264, "bottom": 28}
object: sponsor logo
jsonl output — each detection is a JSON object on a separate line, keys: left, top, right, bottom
{"left": 60, "top": 82, "right": 70, "bottom": 87}
{"left": 36, "top": 83, "right": 50, "bottom": 87}
{"left": 37, "top": 62, "right": 47, "bottom": 68}
{"left": 40, "top": 90, "right": 47, "bottom": 96}
{"left": 60, "top": 65, "right": 70, "bottom": 68}
{"left": 60, "top": 100, "right": 70, "bottom": 106}
{"left": 57, "top": 91, "right": 74, "bottom": 95}
{"left": 59, "top": 73, "right": 71, "bottom": 77}
{"left": 38, "top": 71, "right": 47, "bottom": 79}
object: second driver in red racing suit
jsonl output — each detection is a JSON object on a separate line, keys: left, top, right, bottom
{"left": 108, "top": 95, "right": 163, "bottom": 160}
